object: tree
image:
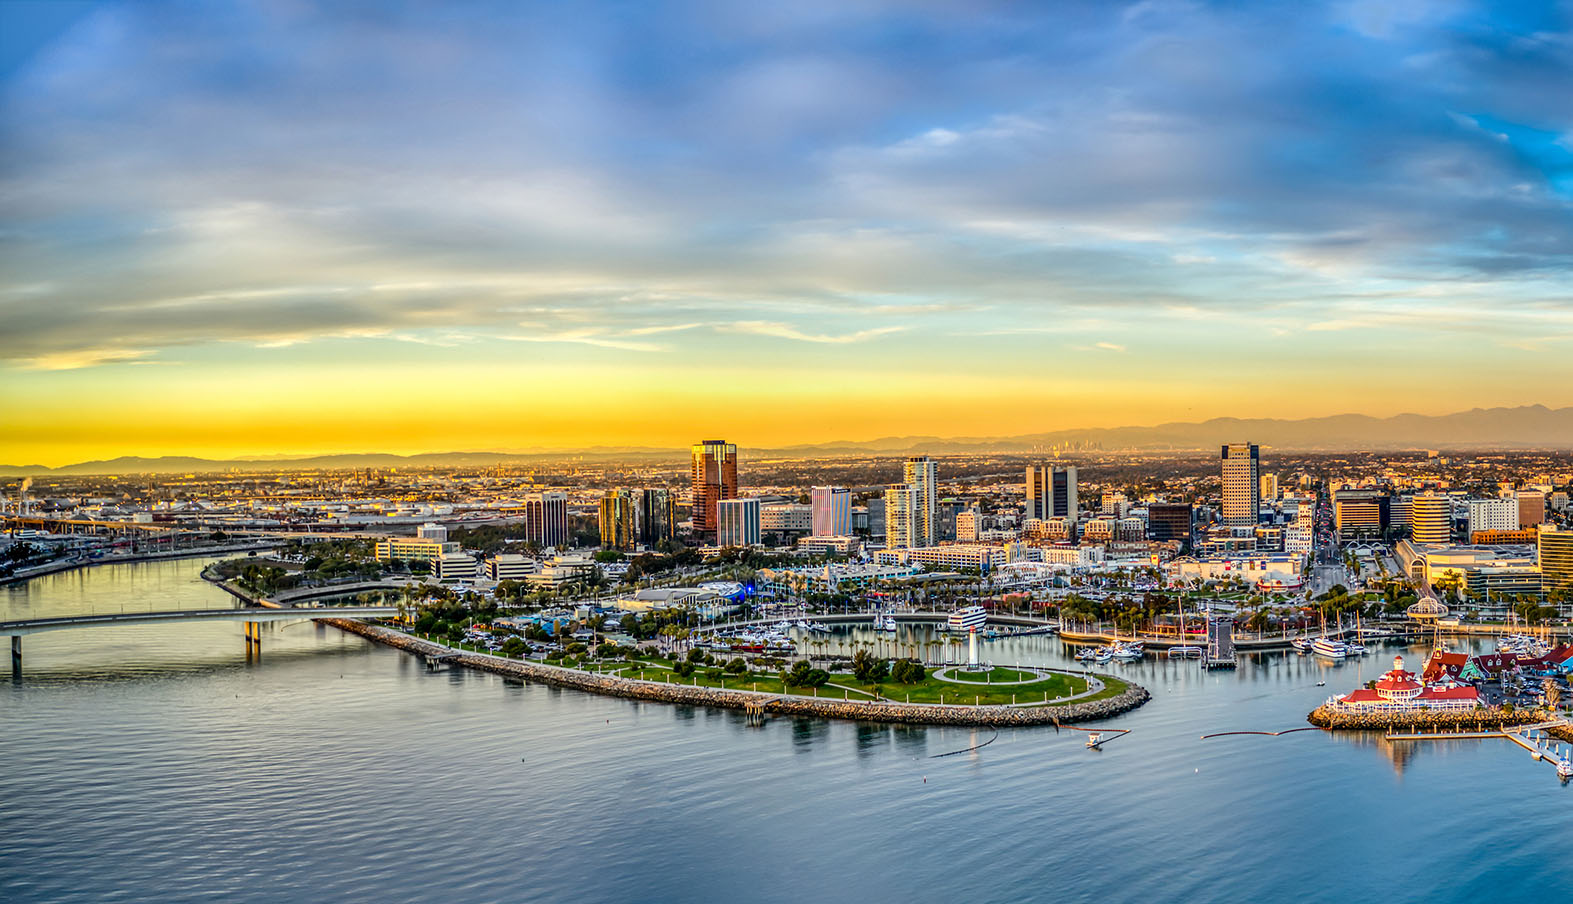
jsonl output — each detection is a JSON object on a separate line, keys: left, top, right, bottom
{"left": 891, "top": 659, "right": 926, "bottom": 684}
{"left": 724, "top": 657, "right": 747, "bottom": 674}
{"left": 500, "top": 637, "right": 527, "bottom": 658}
{"left": 851, "top": 648, "right": 888, "bottom": 684}
{"left": 782, "top": 660, "right": 829, "bottom": 688}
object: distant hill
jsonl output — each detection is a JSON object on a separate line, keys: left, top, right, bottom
{"left": 4, "top": 405, "right": 1572, "bottom": 476}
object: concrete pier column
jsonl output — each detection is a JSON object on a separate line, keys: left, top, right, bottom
{"left": 11, "top": 635, "right": 20, "bottom": 678}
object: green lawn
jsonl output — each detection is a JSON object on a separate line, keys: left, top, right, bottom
{"left": 941, "top": 666, "right": 1039, "bottom": 684}
{"left": 830, "top": 670, "right": 1121, "bottom": 707}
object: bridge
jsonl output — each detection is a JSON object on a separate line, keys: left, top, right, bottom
{"left": 0, "top": 605, "right": 398, "bottom": 676}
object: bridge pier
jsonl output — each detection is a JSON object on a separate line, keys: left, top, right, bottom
{"left": 244, "top": 621, "right": 261, "bottom": 656}
{"left": 11, "top": 635, "right": 19, "bottom": 678}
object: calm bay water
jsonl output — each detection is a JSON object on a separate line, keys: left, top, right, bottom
{"left": 3, "top": 557, "right": 1569, "bottom": 903}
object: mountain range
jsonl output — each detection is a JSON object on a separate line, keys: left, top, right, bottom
{"left": 5, "top": 405, "right": 1573, "bottom": 476}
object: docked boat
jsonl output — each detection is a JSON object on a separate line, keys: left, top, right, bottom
{"left": 1558, "top": 760, "right": 1573, "bottom": 780}
{"left": 1291, "top": 637, "right": 1314, "bottom": 654}
{"left": 947, "top": 606, "right": 988, "bottom": 633}
{"left": 1343, "top": 641, "right": 1368, "bottom": 656}
{"left": 1112, "top": 642, "right": 1143, "bottom": 661}
{"left": 874, "top": 613, "right": 898, "bottom": 632}
{"left": 1312, "top": 638, "right": 1348, "bottom": 659}
{"left": 1093, "top": 647, "right": 1114, "bottom": 663}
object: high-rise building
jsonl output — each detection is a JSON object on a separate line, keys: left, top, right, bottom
{"left": 1467, "top": 498, "right": 1519, "bottom": 536}
{"left": 1539, "top": 525, "right": 1573, "bottom": 592}
{"left": 957, "top": 508, "right": 981, "bottom": 543}
{"left": 524, "top": 492, "right": 569, "bottom": 548}
{"left": 1026, "top": 466, "right": 1050, "bottom": 521}
{"left": 1410, "top": 492, "right": 1453, "bottom": 545}
{"left": 1146, "top": 503, "right": 1194, "bottom": 544}
{"left": 1334, "top": 489, "right": 1389, "bottom": 541}
{"left": 885, "top": 484, "right": 918, "bottom": 549}
{"left": 1027, "top": 464, "right": 1077, "bottom": 521}
{"left": 599, "top": 490, "right": 637, "bottom": 551}
{"left": 690, "top": 440, "right": 738, "bottom": 536}
{"left": 1220, "top": 444, "right": 1260, "bottom": 527}
{"left": 716, "top": 497, "right": 760, "bottom": 548}
{"left": 903, "top": 456, "right": 937, "bottom": 547}
{"left": 1052, "top": 467, "right": 1078, "bottom": 521}
{"left": 1259, "top": 473, "right": 1278, "bottom": 503}
{"left": 638, "top": 488, "right": 675, "bottom": 547}
{"left": 1517, "top": 490, "right": 1547, "bottom": 528}
{"left": 811, "top": 486, "right": 852, "bottom": 537}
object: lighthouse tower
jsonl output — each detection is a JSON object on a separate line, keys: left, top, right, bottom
{"left": 968, "top": 627, "right": 979, "bottom": 668}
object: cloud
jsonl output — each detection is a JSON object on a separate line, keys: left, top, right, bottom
{"left": 719, "top": 321, "right": 906, "bottom": 344}
{"left": 1094, "top": 341, "right": 1127, "bottom": 352}
{"left": 16, "top": 348, "right": 156, "bottom": 371}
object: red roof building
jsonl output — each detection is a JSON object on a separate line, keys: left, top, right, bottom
{"left": 1336, "top": 656, "right": 1481, "bottom": 712}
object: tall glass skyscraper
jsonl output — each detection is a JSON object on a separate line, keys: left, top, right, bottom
{"left": 903, "top": 456, "right": 936, "bottom": 547}
{"left": 690, "top": 440, "right": 738, "bottom": 536}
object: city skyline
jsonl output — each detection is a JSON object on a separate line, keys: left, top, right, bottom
{"left": 3, "top": 1, "right": 1572, "bottom": 466}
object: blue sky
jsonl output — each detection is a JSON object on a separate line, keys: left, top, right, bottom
{"left": 1, "top": 1, "right": 1572, "bottom": 461}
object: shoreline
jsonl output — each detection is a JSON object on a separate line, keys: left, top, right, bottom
{"left": 1, "top": 543, "right": 277, "bottom": 587}
{"left": 321, "top": 618, "right": 1151, "bottom": 727}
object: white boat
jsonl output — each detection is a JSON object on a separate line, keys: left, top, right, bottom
{"left": 1343, "top": 642, "right": 1368, "bottom": 656}
{"left": 1291, "top": 637, "right": 1314, "bottom": 654}
{"left": 947, "top": 606, "right": 988, "bottom": 632}
{"left": 1093, "top": 647, "right": 1114, "bottom": 663}
{"left": 874, "top": 613, "right": 898, "bottom": 632}
{"left": 1558, "top": 760, "right": 1573, "bottom": 780}
{"left": 1112, "top": 642, "right": 1143, "bottom": 661}
{"left": 1086, "top": 733, "right": 1102, "bottom": 749}
{"left": 1312, "top": 638, "right": 1348, "bottom": 659}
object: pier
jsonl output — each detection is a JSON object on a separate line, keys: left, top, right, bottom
{"left": 1383, "top": 720, "right": 1573, "bottom": 778}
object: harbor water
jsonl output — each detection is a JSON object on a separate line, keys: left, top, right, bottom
{"left": 2, "top": 557, "right": 1569, "bottom": 902}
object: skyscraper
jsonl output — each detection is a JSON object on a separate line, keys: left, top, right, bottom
{"left": 1051, "top": 467, "right": 1078, "bottom": 521}
{"left": 1220, "top": 443, "right": 1260, "bottom": 527}
{"left": 638, "top": 488, "right": 675, "bottom": 546}
{"left": 885, "top": 484, "right": 918, "bottom": 549}
{"left": 1517, "top": 490, "right": 1547, "bottom": 528}
{"left": 599, "top": 489, "right": 637, "bottom": 551}
{"left": 902, "top": 456, "right": 936, "bottom": 547}
{"left": 1411, "top": 492, "right": 1452, "bottom": 545}
{"left": 1539, "top": 525, "right": 1573, "bottom": 592}
{"left": 524, "top": 492, "right": 569, "bottom": 548}
{"left": 1025, "top": 465, "right": 1049, "bottom": 521}
{"left": 811, "top": 486, "right": 852, "bottom": 537}
{"left": 716, "top": 497, "right": 760, "bottom": 548}
{"left": 690, "top": 440, "right": 738, "bottom": 536}
{"left": 1259, "top": 473, "right": 1278, "bottom": 502}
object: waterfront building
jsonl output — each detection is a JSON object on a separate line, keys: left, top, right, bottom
{"left": 525, "top": 555, "right": 595, "bottom": 590}
{"left": 432, "top": 552, "right": 479, "bottom": 582}
{"left": 758, "top": 562, "right": 923, "bottom": 597}
{"left": 1146, "top": 502, "right": 1194, "bottom": 544}
{"left": 690, "top": 439, "right": 738, "bottom": 536}
{"left": 810, "top": 486, "right": 852, "bottom": 537}
{"left": 1333, "top": 656, "right": 1480, "bottom": 712}
{"left": 1410, "top": 492, "right": 1453, "bottom": 545}
{"left": 874, "top": 544, "right": 1008, "bottom": 571}
{"left": 524, "top": 492, "right": 569, "bottom": 548}
{"left": 1412, "top": 544, "right": 1541, "bottom": 614}
{"left": 486, "top": 553, "right": 537, "bottom": 582}
{"left": 1035, "top": 545, "right": 1105, "bottom": 567}
{"left": 1540, "top": 525, "right": 1573, "bottom": 593}
{"left": 903, "top": 456, "right": 937, "bottom": 547}
{"left": 416, "top": 522, "right": 447, "bottom": 542}
{"left": 1220, "top": 443, "right": 1260, "bottom": 527}
{"left": 1517, "top": 490, "right": 1546, "bottom": 528}
{"left": 1467, "top": 497, "right": 1518, "bottom": 536}
{"left": 1167, "top": 553, "right": 1306, "bottom": 589}
{"left": 760, "top": 502, "right": 812, "bottom": 533}
{"left": 374, "top": 536, "right": 459, "bottom": 562}
{"left": 1334, "top": 489, "right": 1389, "bottom": 541}
{"left": 885, "top": 484, "right": 918, "bottom": 549}
{"left": 716, "top": 497, "right": 761, "bottom": 548}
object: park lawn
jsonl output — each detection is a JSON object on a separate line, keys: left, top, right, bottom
{"left": 827, "top": 671, "right": 1110, "bottom": 707}
{"left": 943, "top": 666, "right": 1039, "bottom": 683}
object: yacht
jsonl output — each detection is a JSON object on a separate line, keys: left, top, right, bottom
{"left": 1093, "top": 647, "right": 1114, "bottom": 663}
{"left": 1312, "top": 638, "right": 1348, "bottom": 659}
{"left": 947, "top": 606, "right": 988, "bottom": 633}
{"left": 1343, "top": 641, "right": 1368, "bottom": 656}
{"left": 1291, "top": 637, "right": 1314, "bottom": 654}
{"left": 875, "top": 613, "right": 898, "bottom": 632}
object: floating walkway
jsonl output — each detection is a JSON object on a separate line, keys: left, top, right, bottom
{"left": 1383, "top": 720, "right": 1573, "bottom": 779}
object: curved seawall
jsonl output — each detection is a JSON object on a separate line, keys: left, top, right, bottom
{"left": 321, "top": 619, "right": 1150, "bottom": 727}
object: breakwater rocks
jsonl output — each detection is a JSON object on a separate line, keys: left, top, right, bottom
{"left": 321, "top": 619, "right": 1150, "bottom": 727}
{"left": 1307, "top": 704, "right": 1551, "bottom": 732}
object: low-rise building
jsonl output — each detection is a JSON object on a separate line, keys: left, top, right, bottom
{"left": 874, "top": 544, "right": 1008, "bottom": 571}
{"left": 486, "top": 553, "right": 537, "bottom": 581}
{"left": 375, "top": 537, "right": 459, "bottom": 562}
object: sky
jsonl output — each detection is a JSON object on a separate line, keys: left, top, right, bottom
{"left": 2, "top": 0, "right": 1572, "bottom": 466}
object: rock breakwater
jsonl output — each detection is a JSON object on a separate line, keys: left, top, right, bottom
{"left": 321, "top": 619, "right": 1150, "bottom": 727}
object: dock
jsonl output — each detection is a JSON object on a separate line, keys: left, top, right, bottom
{"left": 1384, "top": 720, "right": 1573, "bottom": 777}
{"left": 1203, "top": 617, "right": 1236, "bottom": 669}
